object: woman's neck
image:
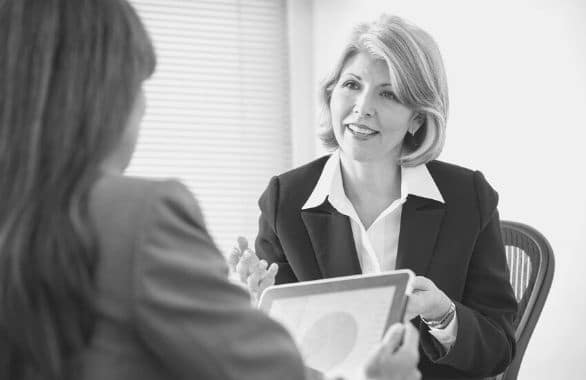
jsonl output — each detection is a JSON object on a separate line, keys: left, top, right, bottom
{"left": 339, "top": 152, "right": 402, "bottom": 221}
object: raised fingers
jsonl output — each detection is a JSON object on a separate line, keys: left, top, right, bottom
{"left": 236, "top": 250, "right": 258, "bottom": 283}
{"left": 237, "top": 236, "right": 248, "bottom": 252}
{"left": 228, "top": 247, "right": 243, "bottom": 273}
{"left": 247, "top": 264, "right": 263, "bottom": 294}
{"left": 258, "top": 262, "right": 278, "bottom": 294}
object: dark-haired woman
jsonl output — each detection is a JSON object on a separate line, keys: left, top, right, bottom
{"left": 0, "top": 1, "right": 420, "bottom": 380}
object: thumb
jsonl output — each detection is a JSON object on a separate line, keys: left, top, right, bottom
{"left": 381, "top": 323, "right": 406, "bottom": 352}
{"left": 364, "top": 323, "right": 406, "bottom": 377}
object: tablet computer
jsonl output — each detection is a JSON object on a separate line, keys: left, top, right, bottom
{"left": 258, "top": 269, "right": 414, "bottom": 376}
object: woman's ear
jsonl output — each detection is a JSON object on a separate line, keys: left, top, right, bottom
{"left": 409, "top": 112, "right": 425, "bottom": 135}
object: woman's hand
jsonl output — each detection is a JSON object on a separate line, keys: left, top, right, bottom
{"left": 363, "top": 323, "right": 421, "bottom": 380}
{"left": 404, "top": 276, "right": 452, "bottom": 322}
{"left": 228, "top": 236, "right": 278, "bottom": 301}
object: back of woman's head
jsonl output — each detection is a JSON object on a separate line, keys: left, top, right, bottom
{"left": 0, "top": 0, "right": 155, "bottom": 378}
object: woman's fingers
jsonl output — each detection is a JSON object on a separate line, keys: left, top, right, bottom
{"left": 404, "top": 293, "right": 425, "bottom": 321}
{"left": 236, "top": 249, "right": 259, "bottom": 283}
{"left": 364, "top": 323, "right": 421, "bottom": 379}
{"left": 237, "top": 236, "right": 248, "bottom": 252}
{"left": 409, "top": 276, "right": 452, "bottom": 320}
{"left": 249, "top": 260, "right": 276, "bottom": 292}
{"left": 227, "top": 247, "right": 242, "bottom": 273}
{"left": 257, "top": 263, "right": 278, "bottom": 295}
{"left": 402, "top": 323, "right": 420, "bottom": 356}
{"left": 412, "top": 275, "right": 435, "bottom": 291}
{"left": 231, "top": 241, "right": 277, "bottom": 298}
{"left": 266, "top": 262, "right": 278, "bottom": 277}
{"left": 247, "top": 265, "right": 262, "bottom": 294}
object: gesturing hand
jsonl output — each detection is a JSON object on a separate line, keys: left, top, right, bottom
{"left": 228, "top": 236, "right": 278, "bottom": 302}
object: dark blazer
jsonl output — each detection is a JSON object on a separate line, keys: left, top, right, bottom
{"left": 255, "top": 156, "right": 518, "bottom": 380}
{"left": 79, "top": 175, "right": 307, "bottom": 380}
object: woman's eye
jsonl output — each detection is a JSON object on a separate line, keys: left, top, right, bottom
{"left": 380, "top": 90, "right": 397, "bottom": 100}
{"left": 341, "top": 80, "right": 360, "bottom": 90}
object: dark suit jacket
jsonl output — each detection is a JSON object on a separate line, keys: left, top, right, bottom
{"left": 255, "top": 156, "right": 518, "bottom": 380}
{"left": 79, "top": 175, "right": 307, "bottom": 380}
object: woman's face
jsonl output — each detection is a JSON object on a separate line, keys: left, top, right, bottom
{"left": 329, "top": 52, "right": 419, "bottom": 164}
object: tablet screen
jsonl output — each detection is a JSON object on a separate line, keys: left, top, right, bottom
{"left": 259, "top": 270, "right": 413, "bottom": 376}
{"left": 269, "top": 286, "right": 395, "bottom": 375}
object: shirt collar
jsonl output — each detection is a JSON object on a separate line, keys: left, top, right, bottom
{"left": 302, "top": 150, "right": 444, "bottom": 210}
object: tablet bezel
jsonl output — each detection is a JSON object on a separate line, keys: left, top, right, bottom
{"left": 258, "top": 269, "right": 414, "bottom": 335}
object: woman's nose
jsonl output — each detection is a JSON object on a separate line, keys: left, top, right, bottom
{"left": 352, "top": 92, "right": 375, "bottom": 118}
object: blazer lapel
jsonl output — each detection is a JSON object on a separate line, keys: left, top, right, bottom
{"left": 396, "top": 195, "right": 445, "bottom": 275}
{"left": 301, "top": 200, "right": 362, "bottom": 278}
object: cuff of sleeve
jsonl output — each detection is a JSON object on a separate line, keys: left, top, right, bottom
{"left": 420, "top": 303, "right": 467, "bottom": 363}
{"left": 428, "top": 311, "right": 458, "bottom": 351}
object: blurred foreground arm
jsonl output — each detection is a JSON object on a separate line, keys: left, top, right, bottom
{"left": 133, "top": 181, "right": 305, "bottom": 380}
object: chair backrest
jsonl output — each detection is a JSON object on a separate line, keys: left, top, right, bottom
{"left": 494, "top": 221, "right": 555, "bottom": 380}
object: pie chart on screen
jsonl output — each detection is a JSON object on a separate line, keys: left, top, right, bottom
{"left": 299, "top": 311, "right": 358, "bottom": 371}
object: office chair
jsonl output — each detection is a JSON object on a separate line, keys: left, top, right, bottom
{"left": 492, "top": 221, "right": 555, "bottom": 380}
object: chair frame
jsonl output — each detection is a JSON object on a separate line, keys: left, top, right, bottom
{"left": 496, "top": 221, "right": 555, "bottom": 380}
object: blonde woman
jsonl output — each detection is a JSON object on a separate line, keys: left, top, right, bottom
{"left": 233, "top": 15, "right": 517, "bottom": 380}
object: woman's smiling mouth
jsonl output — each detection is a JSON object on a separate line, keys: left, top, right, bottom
{"left": 346, "top": 123, "right": 379, "bottom": 138}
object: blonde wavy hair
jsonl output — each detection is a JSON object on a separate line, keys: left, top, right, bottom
{"left": 318, "top": 15, "right": 449, "bottom": 167}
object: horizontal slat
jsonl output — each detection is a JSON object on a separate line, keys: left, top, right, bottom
{"left": 145, "top": 95, "right": 284, "bottom": 107}
{"left": 127, "top": 164, "right": 287, "bottom": 175}
{"left": 133, "top": 0, "right": 283, "bottom": 21}
{"left": 147, "top": 66, "right": 287, "bottom": 79}
{"left": 137, "top": 0, "right": 282, "bottom": 10}
{"left": 147, "top": 77, "right": 286, "bottom": 89}
{"left": 145, "top": 80, "right": 287, "bottom": 91}
{"left": 146, "top": 21, "right": 285, "bottom": 38}
{"left": 140, "top": 119, "right": 288, "bottom": 128}
{"left": 150, "top": 48, "right": 286, "bottom": 62}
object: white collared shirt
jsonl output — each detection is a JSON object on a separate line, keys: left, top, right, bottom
{"left": 302, "top": 150, "right": 457, "bottom": 350}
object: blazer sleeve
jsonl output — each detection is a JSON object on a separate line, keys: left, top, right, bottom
{"left": 255, "top": 176, "right": 298, "bottom": 284}
{"left": 420, "top": 171, "right": 518, "bottom": 376}
{"left": 131, "top": 180, "right": 306, "bottom": 380}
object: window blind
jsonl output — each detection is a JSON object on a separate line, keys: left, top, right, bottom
{"left": 127, "top": 0, "right": 291, "bottom": 254}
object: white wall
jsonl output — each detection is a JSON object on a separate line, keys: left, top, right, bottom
{"left": 290, "top": 0, "right": 586, "bottom": 378}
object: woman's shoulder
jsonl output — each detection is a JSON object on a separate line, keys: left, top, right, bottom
{"left": 93, "top": 173, "right": 190, "bottom": 200}
{"left": 257, "top": 155, "right": 330, "bottom": 212}
{"left": 427, "top": 160, "right": 499, "bottom": 215}
{"left": 427, "top": 160, "right": 495, "bottom": 189}
{"left": 277, "top": 155, "right": 330, "bottom": 184}
{"left": 90, "top": 175, "right": 197, "bottom": 225}
{"left": 426, "top": 159, "right": 476, "bottom": 181}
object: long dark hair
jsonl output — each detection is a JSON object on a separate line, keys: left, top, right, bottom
{"left": 0, "top": 0, "right": 155, "bottom": 378}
